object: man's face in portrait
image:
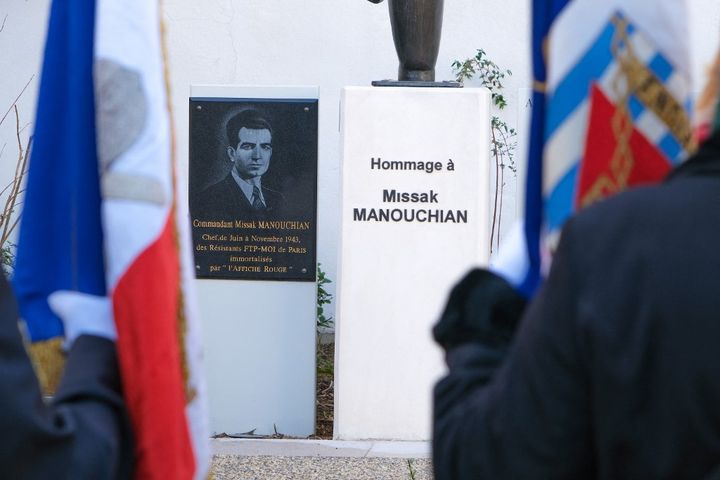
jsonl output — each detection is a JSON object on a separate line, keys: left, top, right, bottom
{"left": 228, "top": 127, "right": 273, "bottom": 180}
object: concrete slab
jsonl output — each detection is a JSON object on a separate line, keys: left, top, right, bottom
{"left": 367, "top": 441, "right": 431, "bottom": 458}
{"left": 212, "top": 439, "right": 371, "bottom": 458}
{"left": 211, "top": 439, "right": 431, "bottom": 459}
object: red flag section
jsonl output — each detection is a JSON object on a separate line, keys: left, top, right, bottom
{"left": 113, "top": 214, "right": 195, "bottom": 479}
{"left": 576, "top": 84, "right": 672, "bottom": 208}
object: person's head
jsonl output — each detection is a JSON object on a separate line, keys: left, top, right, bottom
{"left": 226, "top": 109, "right": 273, "bottom": 181}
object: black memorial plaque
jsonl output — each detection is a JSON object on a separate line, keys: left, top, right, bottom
{"left": 189, "top": 98, "right": 318, "bottom": 281}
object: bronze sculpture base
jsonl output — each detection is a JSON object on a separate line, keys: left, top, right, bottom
{"left": 371, "top": 80, "right": 462, "bottom": 88}
{"left": 401, "top": 68, "right": 435, "bottom": 82}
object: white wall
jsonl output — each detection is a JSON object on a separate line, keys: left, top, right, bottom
{"left": 0, "top": 0, "right": 49, "bottom": 250}
{"left": 162, "top": 0, "right": 532, "bottom": 313}
{"left": 2, "top": 0, "right": 719, "bottom": 316}
{"left": 690, "top": 1, "right": 720, "bottom": 90}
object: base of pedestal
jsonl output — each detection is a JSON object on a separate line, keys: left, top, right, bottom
{"left": 371, "top": 79, "right": 462, "bottom": 88}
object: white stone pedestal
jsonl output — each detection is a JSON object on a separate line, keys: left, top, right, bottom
{"left": 335, "top": 86, "right": 491, "bottom": 440}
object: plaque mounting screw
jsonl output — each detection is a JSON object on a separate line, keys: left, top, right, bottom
{"left": 196, "top": 105, "right": 202, "bottom": 110}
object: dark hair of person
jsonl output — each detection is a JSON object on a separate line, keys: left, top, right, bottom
{"left": 226, "top": 109, "right": 273, "bottom": 146}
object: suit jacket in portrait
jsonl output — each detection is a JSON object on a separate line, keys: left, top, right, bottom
{"left": 192, "top": 173, "right": 284, "bottom": 221}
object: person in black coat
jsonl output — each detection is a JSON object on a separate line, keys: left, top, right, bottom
{"left": 0, "top": 273, "right": 133, "bottom": 479}
{"left": 432, "top": 130, "right": 720, "bottom": 479}
{"left": 193, "top": 108, "right": 284, "bottom": 222}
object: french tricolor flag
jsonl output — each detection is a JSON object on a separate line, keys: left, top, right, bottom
{"left": 13, "top": 0, "right": 209, "bottom": 478}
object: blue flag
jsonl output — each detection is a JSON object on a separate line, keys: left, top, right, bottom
{"left": 13, "top": 0, "right": 105, "bottom": 342}
{"left": 522, "top": 0, "right": 693, "bottom": 297}
{"left": 521, "top": 0, "right": 571, "bottom": 297}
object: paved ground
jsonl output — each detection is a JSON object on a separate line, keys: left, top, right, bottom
{"left": 210, "top": 439, "right": 433, "bottom": 480}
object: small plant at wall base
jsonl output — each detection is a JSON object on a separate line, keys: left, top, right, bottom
{"left": 453, "top": 49, "right": 517, "bottom": 254}
{"left": 316, "top": 263, "right": 334, "bottom": 331}
{"left": 314, "top": 263, "right": 335, "bottom": 439}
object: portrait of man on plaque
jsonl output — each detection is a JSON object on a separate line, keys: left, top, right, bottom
{"left": 190, "top": 102, "right": 316, "bottom": 222}
{"left": 189, "top": 97, "right": 318, "bottom": 281}
{"left": 193, "top": 109, "right": 278, "bottom": 220}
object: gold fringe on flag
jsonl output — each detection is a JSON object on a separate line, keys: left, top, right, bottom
{"left": 27, "top": 337, "right": 65, "bottom": 396}
{"left": 160, "top": 13, "right": 197, "bottom": 407}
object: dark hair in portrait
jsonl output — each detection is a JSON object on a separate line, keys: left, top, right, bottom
{"left": 226, "top": 108, "right": 273, "bottom": 147}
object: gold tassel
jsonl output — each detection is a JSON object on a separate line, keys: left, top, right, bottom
{"left": 27, "top": 337, "right": 66, "bottom": 396}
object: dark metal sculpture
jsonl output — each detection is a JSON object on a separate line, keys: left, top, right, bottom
{"left": 369, "top": 0, "right": 455, "bottom": 86}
